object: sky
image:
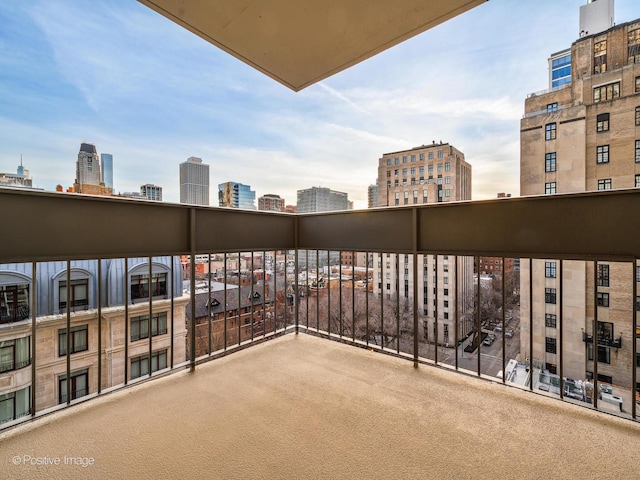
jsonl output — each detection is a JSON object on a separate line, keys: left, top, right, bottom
{"left": 0, "top": 0, "right": 638, "bottom": 209}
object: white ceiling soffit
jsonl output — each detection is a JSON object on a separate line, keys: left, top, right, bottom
{"left": 138, "top": 0, "right": 487, "bottom": 92}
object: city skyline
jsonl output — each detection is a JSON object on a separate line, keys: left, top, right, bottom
{"left": 0, "top": 1, "right": 638, "bottom": 208}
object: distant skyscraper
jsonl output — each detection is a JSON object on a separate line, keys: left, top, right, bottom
{"left": 258, "top": 194, "right": 285, "bottom": 212}
{"left": 141, "top": 184, "right": 162, "bottom": 201}
{"left": 74, "top": 143, "right": 112, "bottom": 196}
{"left": 367, "top": 181, "right": 378, "bottom": 208}
{"left": 296, "top": 186, "right": 351, "bottom": 213}
{"left": 180, "top": 157, "right": 209, "bottom": 205}
{"left": 218, "top": 182, "right": 256, "bottom": 210}
{"left": 101, "top": 153, "right": 113, "bottom": 189}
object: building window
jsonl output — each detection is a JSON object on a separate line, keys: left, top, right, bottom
{"left": 597, "top": 264, "right": 610, "bottom": 287}
{"left": 131, "top": 312, "right": 168, "bottom": 341}
{"left": 444, "top": 189, "right": 451, "bottom": 197}
{"left": 402, "top": 168, "right": 407, "bottom": 177}
{"left": 0, "top": 336, "right": 31, "bottom": 373}
{"left": 438, "top": 150, "right": 443, "bottom": 158}
{"left": 402, "top": 156, "right": 407, "bottom": 163}
{"left": 413, "top": 190, "right": 418, "bottom": 204}
{"left": 0, "top": 386, "right": 31, "bottom": 425}
{"left": 593, "top": 82, "right": 620, "bottom": 103}
{"left": 403, "top": 191, "right": 409, "bottom": 205}
{"left": 545, "top": 337, "right": 557, "bottom": 354}
{"left": 629, "top": 27, "right": 640, "bottom": 64}
{"left": 58, "top": 325, "right": 88, "bottom": 356}
{"left": 394, "top": 192, "right": 399, "bottom": 206}
{"left": 394, "top": 157, "right": 399, "bottom": 165}
{"left": 411, "top": 155, "right": 416, "bottom": 162}
{"left": 545, "top": 314, "right": 557, "bottom": 328}
{"left": 131, "top": 349, "right": 168, "bottom": 380}
{"left": 588, "top": 345, "right": 611, "bottom": 364}
{"left": 593, "top": 37, "right": 607, "bottom": 74}
{"left": 545, "top": 182, "right": 556, "bottom": 195}
{"left": 428, "top": 152, "right": 433, "bottom": 160}
{"left": 597, "top": 178, "right": 612, "bottom": 190}
{"left": 596, "top": 113, "right": 609, "bottom": 132}
{"left": 0, "top": 284, "right": 29, "bottom": 323}
{"left": 596, "top": 292, "right": 610, "bottom": 307}
{"left": 636, "top": 76, "right": 640, "bottom": 93}
{"left": 419, "top": 153, "right": 424, "bottom": 161}
{"left": 545, "top": 123, "right": 557, "bottom": 140}
{"left": 635, "top": 174, "right": 640, "bottom": 188}
{"left": 596, "top": 145, "right": 609, "bottom": 164}
{"left": 545, "top": 288, "right": 556, "bottom": 304}
{"left": 59, "top": 279, "right": 89, "bottom": 312}
{"left": 445, "top": 162, "right": 451, "bottom": 171}
{"left": 547, "top": 102, "right": 558, "bottom": 112}
{"left": 545, "top": 153, "right": 557, "bottom": 172}
{"left": 445, "top": 176, "right": 451, "bottom": 184}
{"left": 386, "top": 158, "right": 391, "bottom": 166}
{"left": 130, "top": 273, "right": 167, "bottom": 301}
{"left": 636, "top": 140, "right": 640, "bottom": 163}
{"left": 59, "top": 369, "right": 88, "bottom": 403}
{"left": 545, "top": 261, "right": 556, "bottom": 278}
{"left": 636, "top": 107, "right": 640, "bottom": 126}
{"left": 437, "top": 163, "right": 443, "bottom": 172}
{"left": 637, "top": 265, "right": 640, "bottom": 283}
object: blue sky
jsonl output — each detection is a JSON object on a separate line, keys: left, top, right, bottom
{"left": 0, "top": 0, "right": 637, "bottom": 208}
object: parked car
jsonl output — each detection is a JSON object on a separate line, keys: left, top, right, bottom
{"left": 494, "top": 324, "right": 503, "bottom": 333}
{"left": 483, "top": 334, "right": 496, "bottom": 346}
{"left": 505, "top": 329, "right": 514, "bottom": 338}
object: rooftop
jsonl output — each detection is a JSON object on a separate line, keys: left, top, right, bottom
{"left": 2, "top": 333, "right": 638, "bottom": 479}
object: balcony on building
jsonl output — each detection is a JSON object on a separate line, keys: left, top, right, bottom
{"left": 2, "top": 1, "right": 640, "bottom": 478}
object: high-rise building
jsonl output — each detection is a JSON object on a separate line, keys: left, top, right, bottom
{"left": 367, "top": 181, "right": 378, "bottom": 208}
{"left": 375, "top": 142, "right": 471, "bottom": 208}
{"left": 74, "top": 143, "right": 112, "bottom": 196}
{"left": 141, "top": 184, "right": 163, "bottom": 201}
{"left": 296, "top": 186, "right": 351, "bottom": 213}
{"left": 101, "top": 153, "right": 113, "bottom": 190}
{"left": 520, "top": 7, "right": 639, "bottom": 390}
{"left": 258, "top": 194, "right": 285, "bottom": 212}
{"left": 218, "top": 182, "right": 256, "bottom": 210}
{"left": 373, "top": 143, "right": 474, "bottom": 346}
{"left": 179, "top": 157, "right": 209, "bottom": 206}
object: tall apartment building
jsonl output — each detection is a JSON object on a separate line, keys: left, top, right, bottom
{"left": 74, "top": 143, "right": 112, "bottom": 196}
{"left": 179, "top": 157, "right": 209, "bottom": 206}
{"left": 101, "top": 153, "right": 113, "bottom": 190}
{"left": 258, "top": 194, "right": 285, "bottom": 212}
{"left": 218, "top": 182, "right": 256, "bottom": 210}
{"left": 367, "top": 181, "right": 378, "bottom": 208}
{"left": 0, "top": 258, "right": 188, "bottom": 422}
{"left": 374, "top": 143, "right": 474, "bottom": 346}
{"left": 296, "top": 186, "right": 351, "bottom": 213}
{"left": 520, "top": 5, "right": 639, "bottom": 393}
{"left": 141, "top": 184, "right": 163, "bottom": 201}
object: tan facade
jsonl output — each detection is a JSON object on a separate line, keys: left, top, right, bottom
{"left": 0, "top": 298, "right": 188, "bottom": 415}
{"left": 520, "top": 18, "right": 640, "bottom": 395}
{"left": 374, "top": 143, "right": 474, "bottom": 346}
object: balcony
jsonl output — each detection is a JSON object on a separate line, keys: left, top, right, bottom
{"left": 582, "top": 331, "right": 623, "bottom": 349}
{"left": 1, "top": 187, "right": 640, "bottom": 475}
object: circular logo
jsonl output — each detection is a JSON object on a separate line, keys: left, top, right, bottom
{"left": 12, "top": 456, "right": 21, "bottom": 465}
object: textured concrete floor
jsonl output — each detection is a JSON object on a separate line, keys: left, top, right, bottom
{"left": 1, "top": 333, "right": 639, "bottom": 480}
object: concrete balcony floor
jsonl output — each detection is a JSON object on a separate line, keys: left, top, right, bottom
{"left": 2, "top": 334, "right": 639, "bottom": 479}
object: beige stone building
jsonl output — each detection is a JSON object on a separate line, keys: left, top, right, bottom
{"left": 374, "top": 143, "right": 474, "bottom": 348}
{"left": 520, "top": 15, "right": 640, "bottom": 399}
{"left": 0, "top": 258, "right": 188, "bottom": 423}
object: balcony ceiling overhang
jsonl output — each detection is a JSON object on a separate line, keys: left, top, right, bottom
{"left": 137, "top": 0, "right": 487, "bottom": 91}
